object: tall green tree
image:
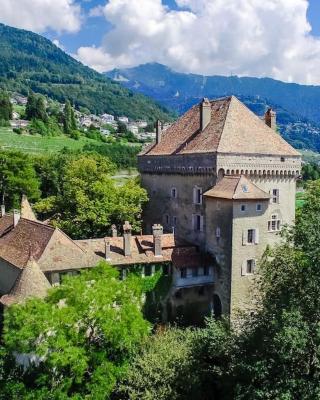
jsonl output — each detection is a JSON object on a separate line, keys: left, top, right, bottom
{"left": 25, "top": 93, "right": 48, "bottom": 122}
{"left": 63, "top": 100, "right": 77, "bottom": 135}
{"left": 0, "top": 91, "right": 13, "bottom": 121}
{"left": 0, "top": 151, "right": 40, "bottom": 208}
{"left": 0, "top": 262, "right": 154, "bottom": 399}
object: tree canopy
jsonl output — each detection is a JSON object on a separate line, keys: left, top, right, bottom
{"left": 0, "top": 262, "right": 156, "bottom": 399}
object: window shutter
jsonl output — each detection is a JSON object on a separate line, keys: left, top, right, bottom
{"left": 199, "top": 188, "right": 203, "bottom": 205}
{"left": 241, "top": 260, "right": 246, "bottom": 276}
{"left": 192, "top": 214, "right": 195, "bottom": 230}
{"left": 254, "top": 228, "right": 260, "bottom": 244}
{"left": 242, "top": 230, "right": 247, "bottom": 245}
{"left": 193, "top": 187, "right": 196, "bottom": 204}
{"left": 253, "top": 259, "right": 256, "bottom": 273}
{"left": 200, "top": 215, "right": 204, "bottom": 232}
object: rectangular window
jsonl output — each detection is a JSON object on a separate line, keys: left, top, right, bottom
{"left": 172, "top": 216, "right": 177, "bottom": 227}
{"left": 165, "top": 214, "right": 170, "bottom": 225}
{"left": 216, "top": 201, "right": 221, "bottom": 211}
{"left": 244, "top": 228, "right": 259, "bottom": 245}
{"left": 203, "top": 265, "right": 210, "bottom": 276}
{"left": 192, "top": 268, "right": 198, "bottom": 277}
{"left": 246, "top": 259, "right": 255, "bottom": 274}
{"left": 272, "top": 189, "right": 279, "bottom": 204}
{"left": 193, "top": 214, "right": 204, "bottom": 232}
{"left": 247, "top": 229, "right": 254, "bottom": 244}
{"left": 256, "top": 203, "right": 262, "bottom": 212}
{"left": 180, "top": 268, "right": 187, "bottom": 278}
{"left": 216, "top": 227, "right": 221, "bottom": 238}
{"left": 193, "top": 187, "right": 203, "bottom": 205}
{"left": 240, "top": 204, "right": 246, "bottom": 212}
{"left": 171, "top": 187, "right": 177, "bottom": 198}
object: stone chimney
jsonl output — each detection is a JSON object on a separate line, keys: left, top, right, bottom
{"left": 152, "top": 223, "right": 163, "bottom": 257}
{"left": 156, "top": 120, "right": 162, "bottom": 144}
{"left": 200, "top": 98, "right": 211, "bottom": 131}
{"left": 104, "top": 238, "right": 111, "bottom": 261}
{"left": 1, "top": 204, "right": 5, "bottom": 217}
{"left": 13, "top": 209, "right": 20, "bottom": 227}
{"left": 111, "top": 224, "right": 117, "bottom": 237}
{"left": 123, "top": 221, "right": 132, "bottom": 257}
{"left": 265, "top": 108, "right": 276, "bottom": 131}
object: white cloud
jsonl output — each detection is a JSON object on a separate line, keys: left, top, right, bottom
{"left": 76, "top": 0, "right": 320, "bottom": 85}
{"left": 0, "top": 0, "right": 82, "bottom": 33}
{"left": 52, "top": 39, "right": 65, "bottom": 51}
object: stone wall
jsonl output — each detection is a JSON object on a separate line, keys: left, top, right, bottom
{"left": 204, "top": 198, "right": 233, "bottom": 314}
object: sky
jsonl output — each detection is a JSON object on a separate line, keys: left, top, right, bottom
{"left": 1, "top": 0, "right": 320, "bottom": 85}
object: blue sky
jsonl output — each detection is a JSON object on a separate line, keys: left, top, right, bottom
{"left": 1, "top": 0, "right": 320, "bottom": 84}
{"left": 42, "top": 0, "right": 320, "bottom": 53}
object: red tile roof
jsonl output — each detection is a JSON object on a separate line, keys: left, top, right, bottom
{"left": 140, "top": 96, "right": 300, "bottom": 157}
{"left": 204, "top": 175, "right": 270, "bottom": 200}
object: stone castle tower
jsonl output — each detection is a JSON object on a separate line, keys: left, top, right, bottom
{"left": 138, "top": 96, "right": 301, "bottom": 318}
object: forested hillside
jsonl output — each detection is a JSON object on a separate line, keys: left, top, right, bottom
{"left": 0, "top": 24, "right": 171, "bottom": 121}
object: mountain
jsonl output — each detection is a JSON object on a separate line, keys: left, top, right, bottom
{"left": 106, "top": 63, "right": 320, "bottom": 151}
{"left": 0, "top": 24, "right": 171, "bottom": 122}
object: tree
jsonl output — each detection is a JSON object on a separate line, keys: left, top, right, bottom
{"left": 25, "top": 93, "right": 48, "bottom": 122}
{"left": 63, "top": 100, "right": 77, "bottom": 135}
{"left": 116, "top": 319, "right": 232, "bottom": 400}
{"left": 0, "top": 151, "right": 40, "bottom": 208}
{"left": 34, "top": 153, "right": 148, "bottom": 238}
{"left": 0, "top": 91, "right": 13, "bottom": 122}
{"left": 0, "top": 262, "right": 155, "bottom": 399}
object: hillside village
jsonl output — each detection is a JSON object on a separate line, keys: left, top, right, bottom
{"left": 8, "top": 93, "right": 160, "bottom": 142}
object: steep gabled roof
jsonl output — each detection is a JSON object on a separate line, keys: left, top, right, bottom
{"left": 0, "top": 218, "right": 89, "bottom": 271}
{"left": 21, "top": 195, "right": 37, "bottom": 221}
{"left": 141, "top": 96, "right": 300, "bottom": 157}
{"left": 204, "top": 175, "right": 270, "bottom": 200}
{"left": 0, "top": 257, "right": 50, "bottom": 306}
{"left": 0, "top": 218, "right": 55, "bottom": 269}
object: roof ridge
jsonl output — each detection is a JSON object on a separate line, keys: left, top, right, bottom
{"left": 20, "top": 217, "right": 55, "bottom": 230}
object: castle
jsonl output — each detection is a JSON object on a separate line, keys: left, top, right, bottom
{"left": 138, "top": 96, "right": 301, "bottom": 319}
{"left": 0, "top": 96, "right": 301, "bottom": 325}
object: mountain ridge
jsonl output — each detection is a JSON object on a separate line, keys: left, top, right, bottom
{"left": 0, "top": 24, "right": 172, "bottom": 122}
{"left": 106, "top": 63, "right": 320, "bottom": 151}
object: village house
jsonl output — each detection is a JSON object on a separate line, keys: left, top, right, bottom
{"left": 0, "top": 197, "right": 214, "bottom": 325}
{"left": 138, "top": 96, "right": 302, "bottom": 318}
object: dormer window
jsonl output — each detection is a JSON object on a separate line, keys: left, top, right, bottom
{"left": 256, "top": 203, "right": 262, "bottom": 212}
{"left": 241, "top": 184, "right": 249, "bottom": 193}
{"left": 240, "top": 204, "right": 246, "bottom": 212}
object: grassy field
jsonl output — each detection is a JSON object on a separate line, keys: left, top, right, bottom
{"left": 0, "top": 127, "right": 102, "bottom": 154}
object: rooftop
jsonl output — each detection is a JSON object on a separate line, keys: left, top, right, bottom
{"left": 204, "top": 175, "right": 270, "bottom": 200}
{"left": 140, "top": 96, "right": 300, "bottom": 157}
